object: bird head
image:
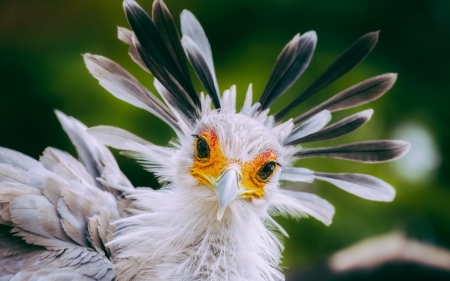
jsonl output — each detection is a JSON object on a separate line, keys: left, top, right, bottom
{"left": 177, "top": 114, "right": 282, "bottom": 220}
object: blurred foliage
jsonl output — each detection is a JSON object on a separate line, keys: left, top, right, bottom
{"left": 0, "top": 0, "right": 449, "bottom": 273}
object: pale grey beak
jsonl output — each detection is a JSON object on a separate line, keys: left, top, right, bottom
{"left": 214, "top": 168, "right": 242, "bottom": 221}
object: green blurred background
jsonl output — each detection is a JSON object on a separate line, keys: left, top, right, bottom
{"left": 0, "top": 0, "right": 449, "bottom": 277}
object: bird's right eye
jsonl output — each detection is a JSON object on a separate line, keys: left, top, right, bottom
{"left": 196, "top": 136, "right": 210, "bottom": 159}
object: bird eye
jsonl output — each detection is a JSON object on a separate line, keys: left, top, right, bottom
{"left": 257, "top": 162, "right": 276, "bottom": 181}
{"left": 196, "top": 137, "right": 210, "bottom": 159}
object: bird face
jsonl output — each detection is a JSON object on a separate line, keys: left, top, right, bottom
{"left": 188, "top": 114, "right": 283, "bottom": 220}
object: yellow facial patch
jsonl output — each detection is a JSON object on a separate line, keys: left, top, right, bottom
{"left": 190, "top": 130, "right": 227, "bottom": 186}
{"left": 241, "top": 151, "right": 278, "bottom": 199}
{"left": 190, "top": 129, "right": 278, "bottom": 200}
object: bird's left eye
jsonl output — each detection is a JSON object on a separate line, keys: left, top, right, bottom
{"left": 196, "top": 137, "right": 210, "bottom": 159}
{"left": 256, "top": 162, "right": 276, "bottom": 182}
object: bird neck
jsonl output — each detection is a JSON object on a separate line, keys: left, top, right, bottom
{"left": 111, "top": 187, "right": 285, "bottom": 281}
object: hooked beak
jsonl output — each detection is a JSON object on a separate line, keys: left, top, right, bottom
{"left": 213, "top": 168, "right": 243, "bottom": 221}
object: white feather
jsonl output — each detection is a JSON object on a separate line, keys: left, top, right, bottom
{"left": 272, "top": 119, "right": 294, "bottom": 144}
{"left": 271, "top": 190, "right": 335, "bottom": 226}
{"left": 199, "top": 92, "right": 213, "bottom": 117}
{"left": 279, "top": 167, "right": 315, "bottom": 183}
{"left": 253, "top": 108, "right": 270, "bottom": 124}
{"left": 241, "top": 84, "right": 254, "bottom": 116}
{"left": 284, "top": 110, "right": 332, "bottom": 144}
{"left": 315, "top": 173, "right": 396, "bottom": 201}
{"left": 180, "top": 10, "right": 218, "bottom": 92}
{"left": 110, "top": 188, "right": 285, "bottom": 281}
{"left": 220, "top": 86, "right": 237, "bottom": 114}
{"left": 228, "top": 85, "right": 237, "bottom": 114}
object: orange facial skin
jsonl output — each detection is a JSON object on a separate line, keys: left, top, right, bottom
{"left": 241, "top": 151, "right": 277, "bottom": 199}
{"left": 190, "top": 130, "right": 278, "bottom": 200}
{"left": 190, "top": 130, "right": 227, "bottom": 187}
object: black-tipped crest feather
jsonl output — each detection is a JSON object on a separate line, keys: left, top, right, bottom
{"left": 294, "top": 140, "right": 410, "bottom": 163}
{"left": 260, "top": 31, "right": 317, "bottom": 110}
{"left": 286, "top": 109, "right": 373, "bottom": 145}
{"left": 294, "top": 73, "right": 396, "bottom": 124}
{"left": 275, "top": 31, "right": 379, "bottom": 121}
{"left": 152, "top": 0, "right": 191, "bottom": 82}
{"left": 182, "top": 36, "right": 221, "bottom": 109}
{"left": 123, "top": 0, "right": 200, "bottom": 112}
{"left": 180, "top": 9, "right": 220, "bottom": 109}
{"left": 132, "top": 36, "right": 199, "bottom": 122}
{"left": 118, "top": 27, "right": 151, "bottom": 74}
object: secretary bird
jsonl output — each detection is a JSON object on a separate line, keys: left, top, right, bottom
{"left": 0, "top": 0, "right": 410, "bottom": 280}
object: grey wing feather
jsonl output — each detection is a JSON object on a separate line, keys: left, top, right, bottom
{"left": 55, "top": 110, "right": 133, "bottom": 193}
{"left": 0, "top": 148, "right": 41, "bottom": 170}
{"left": 0, "top": 112, "right": 133, "bottom": 280}
{"left": 0, "top": 164, "right": 28, "bottom": 184}
{"left": 55, "top": 111, "right": 101, "bottom": 188}
{"left": 2, "top": 245, "right": 113, "bottom": 281}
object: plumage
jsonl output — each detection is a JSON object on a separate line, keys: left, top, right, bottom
{"left": 124, "top": 0, "right": 200, "bottom": 122}
{"left": 283, "top": 110, "right": 332, "bottom": 145}
{"left": 293, "top": 73, "right": 396, "bottom": 124}
{"left": 123, "top": 0, "right": 197, "bottom": 102}
{"left": 270, "top": 190, "right": 335, "bottom": 226}
{"left": 0, "top": 1, "right": 410, "bottom": 280}
{"left": 181, "top": 36, "right": 221, "bottom": 108}
{"left": 286, "top": 109, "right": 373, "bottom": 145}
{"left": 84, "top": 54, "right": 180, "bottom": 132}
{"left": 279, "top": 167, "right": 315, "bottom": 183}
{"left": 275, "top": 31, "right": 379, "bottom": 121}
{"left": 0, "top": 112, "right": 120, "bottom": 279}
{"left": 180, "top": 10, "right": 219, "bottom": 95}
{"left": 117, "top": 27, "right": 150, "bottom": 74}
{"left": 294, "top": 140, "right": 411, "bottom": 163}
{"left": 259, "top": 31, "right": 317, "bottom": 110}
{"left": 314, "top": 172, "right": 395, "bottom": 201}
{"left": 152, "top": 0, "right": 191, "bottom": 83}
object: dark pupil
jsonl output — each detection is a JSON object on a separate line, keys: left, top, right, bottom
{"left": 258, "top": 162, "right": 275, "bottom": 180}
{"left": 196, "top": 137, "right": 210, "bottom": 158}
